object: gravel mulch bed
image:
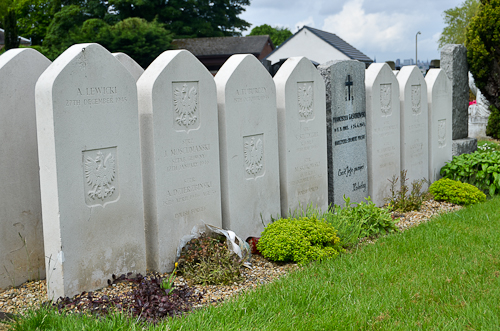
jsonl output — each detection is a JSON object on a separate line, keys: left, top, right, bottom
{"left": 0, "top": 199, "right": 461, "bottom": 326}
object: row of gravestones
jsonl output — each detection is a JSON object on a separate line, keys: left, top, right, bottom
{"left": 0, "top": 43, "right": 452, "bottom": 300}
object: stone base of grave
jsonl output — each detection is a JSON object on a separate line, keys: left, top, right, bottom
{"left": 452, "top": 137, "right": 477, "bottom": 157}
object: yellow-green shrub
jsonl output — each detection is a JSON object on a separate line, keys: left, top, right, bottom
{"left": 429, "top": 178, "right": 486, "bottom": 205}
{"left": 257, "top": 216, "right": 343, "bottom": 265}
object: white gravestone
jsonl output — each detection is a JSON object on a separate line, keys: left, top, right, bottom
{"left": 36, "top": 43, "right": 146, "bottom": 299}
{"left": 274, "top": 57, "right": 328, "bottom": 216}
{"left": 426, "top": 69, "right": 453, "bottom": 183}
{"left": 137, "top": 50, "right": 222, "bottom": 273}
{"left": 215, "top": 54, "right": 280, "bottom": 240}
{"left": 365, "top": 63, "right": 401, "bottom": 207}
{"left": 397, "top": 65, "right": 429, "bottom": 186}
{"left": 113, "top": 52, "right": 144, "bottom": 81}
{"left": 0, "top": 49, "right": 50, "bottom": 290}
{"left": 468, "top": 72, "right": 490, "bottom": 139}
{"left": 318, "top": 60, "right": 368, "bottom": 206}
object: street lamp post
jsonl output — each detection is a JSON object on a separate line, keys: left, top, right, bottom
{"left": 416, "top": 31, "right": 421, "bottom": 67}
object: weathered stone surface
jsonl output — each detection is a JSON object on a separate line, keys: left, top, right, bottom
{"left": 215, "top": 54, "right": 280, "bottom": 240}
{"left": 137, "top": 50, "right": 222, "bottom": 273}
{"left": 113, "top": 52, "right": 144, "bottom": 81}
{"left": 441, "top": 44, "right": 469, "bottom": 140}
{"left": 318, "top": 60, "right": 368, "bottom": 206}
{"left": 274, "top": 57, "right": 328, "bottom": 216}
{"left": 36, "top": 43, "right": 146, "bottom": 299}
{"left": 365, "top": 63, "right": 400, "bottom": 206}
{"left": 426, "top": 69, "right": 453, "bottom": 183}
{"left": 397, "top": 65, "right": 429, "bottom": 185}
{"left": 0, "top": 49, "right": 50, "bottom": 290}
{"left": 452, "top": 137, "right": 478, "bottom": 156}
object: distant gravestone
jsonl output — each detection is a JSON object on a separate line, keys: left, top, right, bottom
{"left": 36, "top": 43, "right": 146, "bottom": 299}
{"left": 440, "top": 44, "right": 468, "bottom": 140}
{"left": 215, "top": 54, "right": 280, "bottom": 240}
{"left": 365, "top": 63, "right": 401, "bottom": 206}
{"left": 137, "top": 50, "right": 222, "bottom": 273}
{"left": 0, "top": 49, "right": 50, "bottom": 290}
{"left": 426, "top": 69, "right": 453, "bottom": 183}
{"left": 318, "top": 60, "right": 368, "bottom": 206}
{"left": 397, "top": 65, "right": 429, "bottom": 185}
{"left": 274, "top": 57, "right": 328, "bottom": 216}
{"left": 113, "top": 52, "right": 144, "bottom": 81}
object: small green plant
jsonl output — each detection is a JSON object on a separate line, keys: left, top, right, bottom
{"left": 160, "top": 262, "right": 178, "bottom": 294}
{"left": 178, "top": 234, "right": 243, "bottom": 285}
{"left": 440, "top": 150, "right": 500, "bottom": 196}
{"left": 326, "top": 197, "right": 398, "bottom": 247}
{"left": 429, "top": 178, "right": 486, "bottom": 205}
{"left": 257, "top": 216, "right": 343, "bottom": 265}
{"left": 385, "top": 170, "right": 431, "bottom": 212}
{"left": 477, "top": 140, "right": 500, "bottom": 153}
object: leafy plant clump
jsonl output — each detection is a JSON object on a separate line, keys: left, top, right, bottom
{"left": 177, "top": 234, "right": 243, "bottom": 285}
{"left": 257, "top": 216, "right": 343, "bottom": 265}
{"left": 429, "top": 178, "right": 486, "bottom": 205}
{"left": 385, "top": 170, "right": 431, "bottom": 212}
{"left": 325, "top": 197, "right": 398, "bottom": 247}
{"left": 53, "top": 273, "right": 202, "bottom": 323}
{"left": 440, "top": 150, "right": 500, "bottom": 196}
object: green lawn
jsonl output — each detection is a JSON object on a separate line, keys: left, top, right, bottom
{"left": 8, "top": 196, "right": 500, "bottom": 330}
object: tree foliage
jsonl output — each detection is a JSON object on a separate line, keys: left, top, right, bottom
{"left": 439, "top": 0, "right": 480, "bottom": 48}
{"left": 249, "top": 24, "right": 292, "bottom": 47}
{"left": 3, "top": 0, "right": 251, "bottom": 66}
{"left": 466, "top": 0, "right": 500, "bottom": 138}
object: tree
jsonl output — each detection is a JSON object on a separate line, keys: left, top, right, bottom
{"left": 3, "top": 8, "right": 19, "bottom": 50}
{"left": 249, "top": 24, "right": 292, "bottom": 47}
{"left": 438, "top": 0, "right": 480, "bottom": 48}
{"left": 466, "top": 0, "right": 500, "bottom": 138}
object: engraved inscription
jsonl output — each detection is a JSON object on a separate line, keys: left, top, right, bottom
{"left": 244, "top": 134, "right": 264, "bottom": 179}
{"left": 234, "top": 87, "right": 269, "bottom": 103}
{"left": 65, "top": 86, "right": 129, "bottom": 107}
{"left": 438, "top": 119, "right": 446, "bottom": 148}
{"left": 380, "top": 84, "right": 392, "bottom": 116}
{"left": 345, "top": 75, "right": 354, "bottom": 102}
{"left": 173, "top": 82, "right": 199, "bottom": 132}
{"left": 297, "top": 82, "right": 314, "bottom": 120}
{"left": 411, "top": 85, "right": 421, "bottom": 115}
{"left": 83, "top": 147, "right": 119, "bottom": 207}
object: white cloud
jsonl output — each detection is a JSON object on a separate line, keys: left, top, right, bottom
{"left": 294, "top": 16, "right": 315, "bottom": 32}
{"left": 322, "top": 0, "right": 419, "bottom": 53}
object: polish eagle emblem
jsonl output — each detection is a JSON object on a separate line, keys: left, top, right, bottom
{"left": 298, "top": 83, "right": 313, "bottom": 118}
{"left": 85, "top": 151, "right": 116, "bottom": 201}
{"left": 173, "top": 83, "right": 198, "bottom": 127}
{"left": 380, "top": 84, "right": 392, "bottom": 115}
{"left": 411, "top": 85, "right": 421, "bottom": 114}
{"left": 244, "top": 137, "right": 263, "bottom": 175}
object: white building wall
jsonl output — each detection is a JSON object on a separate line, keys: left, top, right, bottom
{"left": 266, "top": 29, "right": 350, "bottom": 65}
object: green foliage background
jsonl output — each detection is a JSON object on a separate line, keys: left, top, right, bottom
{"left": 248, "top": 24, "right": 292, "bottom": 47}
{"left": 1, "top": 0, "right": 251, "bottom": 66}
{"left": 439, "top": 0, "right": 480, "bottom": 48}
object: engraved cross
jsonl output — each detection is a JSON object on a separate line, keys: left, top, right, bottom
{"left": 345, "top": 75, "right": 354, "bottom": 101}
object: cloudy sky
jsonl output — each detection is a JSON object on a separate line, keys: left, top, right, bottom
{"left": 240, "top": 0, "right": 463, "bottom": 64}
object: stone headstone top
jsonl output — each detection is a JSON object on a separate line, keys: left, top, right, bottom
{"left": 440, "top": 44, "right": 468, "bottom": 140}
{"left": 215, "top": 54, "right": 280, "bottom": 240}
{"left": 274, "top": 57, "right": 328, "bottom": 215}
{"left": 36, "top": 43, "right": 146, "bottom": 299}
{"left": 318, "top": 59, "right": 368, "bottom": 206}
{"left": 113, "top": 52, "right": 144, "bottom": 81}
{"left": 385, "top": 61, "right": 396, "bottom": 70}
{"left": 397, "top": 65, "right": 429, "bottom": 185}
{"left": 0, "top": 48, "right": 50, "bottom": 290}
{"left": 426, "top": 68, "right": 452, "bottom": 183}
{"left": 137, "top": 50, "right": 222, "bottom": 273}
{"left": 365, "top": 63, "right": 401, "bottom": 206}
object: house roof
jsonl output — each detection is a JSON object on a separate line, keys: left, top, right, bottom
{"left": 0, "top": 28, "right": 31, "bottom": 45}
{"left": 265, "top": 26, "right": 372, "bottom": 64}
{"left": 172, "top": 35, "right": 273, "bottom": 57}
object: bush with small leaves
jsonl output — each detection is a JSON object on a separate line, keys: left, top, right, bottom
{"left": 430, "top": 178, "right": 486, "bottom": 205}
{"left": 257, "top": 216, "right": 343, "bottom": 265}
